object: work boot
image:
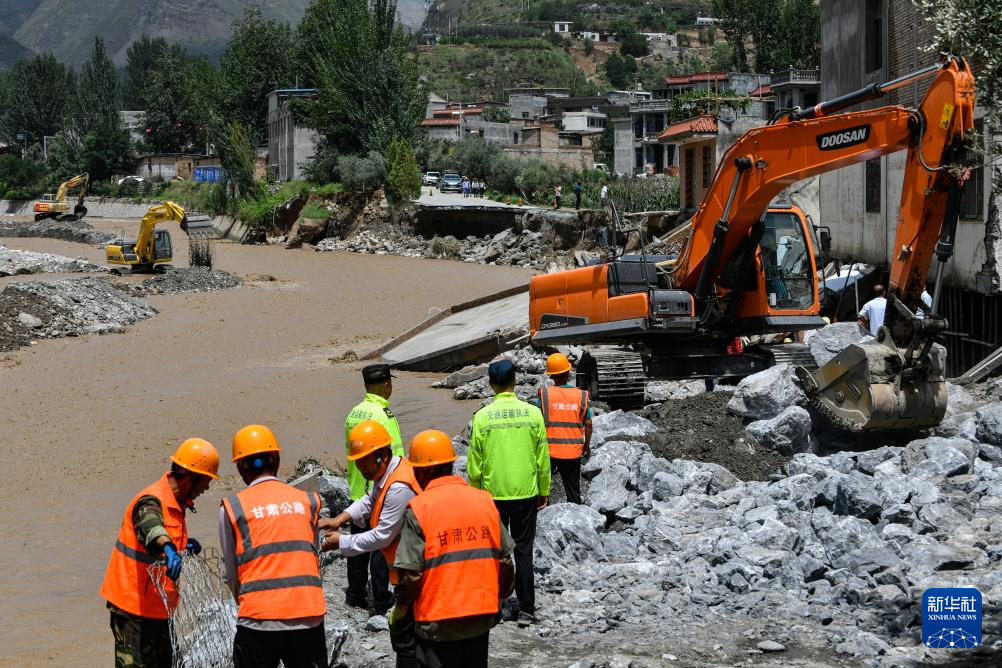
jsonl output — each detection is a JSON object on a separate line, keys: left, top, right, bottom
{"left": 345, "top": 592, "right": 368, "bottom": 611}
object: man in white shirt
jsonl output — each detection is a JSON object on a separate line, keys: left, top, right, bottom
{"left": 858, "top": 284, "right": 887, "bottom": 336}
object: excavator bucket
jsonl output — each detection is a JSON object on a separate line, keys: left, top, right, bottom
{"left": 179, "top": 215, "right": 213, "bottom": 237}
{"left": 794, "top": 335, "right": 947, "bottom": 432}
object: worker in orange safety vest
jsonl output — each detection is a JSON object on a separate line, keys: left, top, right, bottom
{"left": 220, "top": 424, "right": 327, "bottom": 668}
{"left": 393, "top": 429, "right": 515, "bottom": 668}
{"left": 101, "top": 438, "right": 220, "bottom": 668}
{"left": 319, "top": 420, "right": 422, "bottom": 668}
{"left": 535, "top": 352, "right": 592, "bottom": 504}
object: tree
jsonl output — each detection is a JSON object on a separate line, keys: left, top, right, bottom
{"left": 0, "top": 55, "right": 73, "bottom": 144}
{"left": 482, "top": 107, "right": 511, "bottom": 123}
{"left": 386, "top": 137, "right": 421, "bottom": 202}
{"left": 611, "top": 19, "right": 649, "bottom": 58}
{"left": 914, "top": 0, "right": 1002, "bottom": 191}
{"left": 604, "top": 52, "right": 637, "bottom": 89}
{"left": 69, "top": 38, "right": 121, "bottom": 136}
{"left": 80, "top": 127, "right": 134, "bottom": 181}
{"left": 709, "top": 42, "right": 735, "bottom": 71}
{"left": 216, "top": 121, "right": 258, "bottom": 200}
{"left": 219, "top": 9, "right": 296, "bottom": 144}
{"left": 122, "top": 36, "right": 182, "bottom": 110}
{"left": 140, "top": 48, "right": 218, "bottom": 153}
{"left": 713, "top": 0, "right": 819, "bottom": 72}
{"left": 297, "top": 0, "right": 427, "bottom": 156}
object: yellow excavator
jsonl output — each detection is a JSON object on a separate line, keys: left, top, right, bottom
{"left": 33, "top": 172, "right": 89, "bottom": 221}
{"left": 105, "top": 201, "right": 213, "bottom": 273}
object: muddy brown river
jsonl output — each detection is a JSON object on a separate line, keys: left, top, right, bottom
{"left": 0, "top": 219, "right": 530, "bottom": 665}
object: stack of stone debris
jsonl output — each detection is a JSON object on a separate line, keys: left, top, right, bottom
{"left": 0, "top": 277, "right": 157, "bottom": 351}
{"left": 0, "top": 241, "right": 107, "bottom": 276}
{"left": 0, "top": 219, "right": 114, "bottom": 246}
{"left": 315, "top": 228, "right": 574, "bottom": 271}
{"left": 127, "top": 267, "right": 243, "bottom": 296}
{"left": 432, "top": 344, "right": 550, "bottom": 400}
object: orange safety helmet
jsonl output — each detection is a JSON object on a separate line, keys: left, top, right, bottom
{"left": 171, "top": 438, "right": 220, "bottom": 479}
{"left": 347, "top": 420, "right": 392, "bottom": 461}
{"left": 232, "top": 424, "right": 282, "bottom": 462}
{"left": 545, "top": 352, "right": 572, "bottom": 375}
{"left": 408, "top": 430, "right": 456, "bottom": 467}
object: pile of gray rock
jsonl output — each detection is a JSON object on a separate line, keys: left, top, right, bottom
{"left": 130, "top": 267, "right": 242, "bottom": 295}
{"left": 0, "top": 219, "right": 115, "bottom": 246}
{"left": 529, "top": 405, "right": 1002, "bottom": 664}
{"left": 315, "top": 227, "right": 573, "bottom": 271}
{"left": 432, "top": 344, "right": 551, "bottom": 400}
{"left": 0, "top": 277, "right": 157, "bottom": 350}
{"left": 0, "top": 241, "right": 107, "bottom": 276}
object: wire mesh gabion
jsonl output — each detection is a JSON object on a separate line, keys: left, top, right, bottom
{"left": 149, "top": 548, "right": 237, "bottom": 668}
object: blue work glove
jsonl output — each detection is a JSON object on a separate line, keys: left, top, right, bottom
{"left": 162, "top": 542, "right": 183, "bottom": 581}
{"left": 185, "top": 538, "right": 202, "bottom": 555}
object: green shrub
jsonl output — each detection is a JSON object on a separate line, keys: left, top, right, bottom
{"left": 386, "top": 137, "right": 422, "bottom": 202}
{"left": 337, "top": 151, "right": 388, "bottom": 192}
{"left": 300, "top": 200, "right": 330, "bottom": 220}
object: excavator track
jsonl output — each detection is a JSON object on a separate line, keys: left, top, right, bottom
{"left": 758, "top": 342, "right": 818, "bottom": 371}
{"left": 578, "top": 348, "right": 647, "bottom": 408}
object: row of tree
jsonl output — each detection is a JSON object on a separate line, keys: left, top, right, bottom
{"left": 0, "top": 0, "right": 427, "bottom": 202}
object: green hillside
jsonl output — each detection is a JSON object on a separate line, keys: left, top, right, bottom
{"left": 416, "top": 40, "right": 597, "bottom": 102}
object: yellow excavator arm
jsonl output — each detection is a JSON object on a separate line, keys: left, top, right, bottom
{"left": 133, "top": 201, "right": 188, "bottom": 261}
{"left": 55, "top": 173, "right": 89, "bottom": 203}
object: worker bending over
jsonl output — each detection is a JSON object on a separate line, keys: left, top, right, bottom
{"left": 535, "top": 353, "right": 592, "bottom": 504}
{"left": 394, "top": 430, "right": 516, "bottom": 667}
{"left": 468, "top": 359, "right": 550, "bottom": 625}
{"left": 101, "top": 438, "right": 219, "bottom": 667}
{"left": 220, "top": 425, "right": 327, "bottom": 668}
{"left": 344, "top": 364, "right": 405, "bottom": 614}
{"left": 320, "top": 420, "right": 421, "bottom": 667}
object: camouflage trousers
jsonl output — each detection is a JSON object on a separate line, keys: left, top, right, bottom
{"left": 109, "top": 609, "right": 173, "bottom": 668}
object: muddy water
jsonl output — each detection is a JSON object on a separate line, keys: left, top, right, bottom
{"left": 0, "top": 221, "right": 531, "bottom": 665}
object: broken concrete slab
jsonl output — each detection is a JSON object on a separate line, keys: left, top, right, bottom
{"left": 370, "top": 285, "right": 528, "bottom": 372}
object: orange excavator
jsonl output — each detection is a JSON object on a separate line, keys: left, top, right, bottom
{"left": 529, "top": 57, "right": 977, "bottom": 431}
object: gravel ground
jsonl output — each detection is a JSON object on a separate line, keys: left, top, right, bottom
{"left": 639, "top": 391, "right": 789, "bottom": 481}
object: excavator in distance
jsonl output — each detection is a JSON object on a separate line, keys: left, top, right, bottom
{"left": 529, "top": 57, "right": 977, "bottom": 432}
{"left": 105, "top": 201, "right": 213, "bottom": 273}
{"left": 33, "top": 172, "right": 89, "bottom": 221}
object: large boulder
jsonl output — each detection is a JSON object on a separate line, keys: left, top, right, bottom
{"left": 727, "top": 364, "right": 806, "bottom": 420}
{"left": 901, "top": 437, "right": 974, "bottom": 477}
{"left": 807, "top": 322, "right": 873, "bottom": 366}
{"left": 586, "top": 464, "right": 631, "bottom": 514}
{"left": 975, "top": 404, "right": 1002, "bottom": 446}
{"left": 582, "top": 440, "right": 652, "bottom": 480}
{"left": 590, "top": 410, "right": 657, "bottom": 445}
{"left": 534, "top": 503, "right": 607, "bottom": 573}
{"left": 833, "top": 472, "right": 883, "bottom": 520}
{"left": 745, "top": 406, "right": 813, "bottom": 455}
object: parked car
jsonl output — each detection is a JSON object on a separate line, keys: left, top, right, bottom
{"left": 423, "top": 171, "right": 441, "bottom": 186}
{"left": 593, "top": 163, "right": 609, "bottom": 174}
{"left": 439, "top": 173, "right": 463, "bottom": 193}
